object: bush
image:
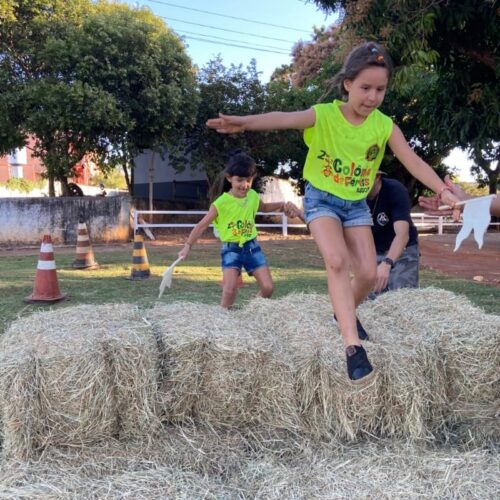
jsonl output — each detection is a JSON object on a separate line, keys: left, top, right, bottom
{"left": 90, "top": 168, "right": 127, "bottom": 190}
{"left": 1, "top": 178, "right": 45, "bottom": 193}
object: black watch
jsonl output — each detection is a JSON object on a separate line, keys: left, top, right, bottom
{"left": 382, "top": 257, "right": 394, "bottom": 268}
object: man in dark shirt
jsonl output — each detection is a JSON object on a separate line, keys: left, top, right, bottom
{"left": 366, "top": 171, "right": 419, "bottom": 296}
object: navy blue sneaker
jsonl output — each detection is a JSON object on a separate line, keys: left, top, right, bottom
{"left": 346, "top": 345, "right": 375, "bottom": 384}
{"left": 356, "top": 317, "right": 369, "bottom": 341}
{"left": 333, "top": 314, "right": 370, "bottom": 341}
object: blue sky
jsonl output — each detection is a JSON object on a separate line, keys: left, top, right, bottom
{"left": 123, "top": 0, "right": 336, "bottom": 82}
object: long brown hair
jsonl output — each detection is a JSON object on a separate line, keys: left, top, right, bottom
{"left": 209, "top": 150, "right": 257, "bottom": 203}
{"left": 330, "top": 42, "right": 393, "bottom": 100}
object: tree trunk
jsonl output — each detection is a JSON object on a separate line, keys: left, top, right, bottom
{"left": 489, "top": 172, "right": 498, "bottom": 195}
{"left": 60, "top": 177, "right": 69, "bottom": 196}
{"left": 48, "top": 175, "right": 55, "bottom": 197}
{"left": 122, "top": 163, "right": 131, "bottom": 194}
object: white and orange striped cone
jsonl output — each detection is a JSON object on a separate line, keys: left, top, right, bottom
{"left": 127, "top": 232, "right": 152, "bottom": 280}
{"left": 25, "top": 234, "right": 66, "bottom": 303}
{"left": 72, "top": 221, "right": 98, "bottom": 269}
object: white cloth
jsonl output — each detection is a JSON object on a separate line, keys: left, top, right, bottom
{"left": 454, "top": 195, "right": 495, "bottom": 252}
{"left": 158, "top": 256, "right": 184, "bottom": 298}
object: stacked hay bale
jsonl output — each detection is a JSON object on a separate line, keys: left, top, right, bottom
{"left": 148, "top": 302, "right": 301, "bottom": 432}
{"left": 0, "top": 304, "right": 160, "bottom": 459}
{"left": 238, "top": 293, "right": 384, "bottom": 441}
{"left": 150, "top": 289, "right": 499, "bottom": 445}
{"left": 0, "top": 288, "right": 497, "bottom": 462}
{"left": 359, "top": 288, "right": 500, "bottom": 444}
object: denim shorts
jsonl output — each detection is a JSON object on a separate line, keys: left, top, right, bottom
{"left": 303, "top": 182, "right": 373, "bottom": 227}
{"left": 221, "top": 238, "right": 268, "bottom": 274}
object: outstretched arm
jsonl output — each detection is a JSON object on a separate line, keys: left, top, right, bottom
{"left": 178, "top": 205, "right": 218, "bottom": 259}
{"left": 206, "top": 109, "right": 316, "bottom": 134}
{"left": 388, "top": 125, "right": 461, "bottom": 219}
{"left": 284, "top": 202, "right": 305, "bottom": 221}
{"left": 418, "top": 175, "right": 500, "bottom": 217}
{"left": 259, "top": 200, "right": 285, "bottom": 213}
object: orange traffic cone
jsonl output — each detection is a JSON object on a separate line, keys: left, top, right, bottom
{"left": 72, "top": 221, "right": 98, "bottom": 269}
{"left": 25, "top": 234, "right": 66, "bottom": 303}
{"left": 127, "top": 232, "right": 151, "bottom": 280}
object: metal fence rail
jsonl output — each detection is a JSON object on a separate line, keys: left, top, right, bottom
{"left": 134, "top": 210, "right": 499, "bottom": 238}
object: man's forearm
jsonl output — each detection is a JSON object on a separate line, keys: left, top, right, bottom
{"left": 385, "top": 232, "right": 409, "bottom": 262}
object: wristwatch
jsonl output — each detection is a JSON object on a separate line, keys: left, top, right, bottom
{"left": 382, "top": 257, "right": 394, "bottom": 268}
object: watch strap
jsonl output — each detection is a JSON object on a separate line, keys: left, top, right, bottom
{"left": 383, "top": 257, "right": 394, "bottom": 268}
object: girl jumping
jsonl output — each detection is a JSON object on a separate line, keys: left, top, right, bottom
{"left": 206, "top": 42, "right": 460, "bottom": 384}
{"left": 178, "top": 150, "right": 286, "bottom": 309}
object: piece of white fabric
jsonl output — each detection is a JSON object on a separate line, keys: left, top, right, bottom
{"left": 454, "top": 195, "right": 495, "bottom": 252}
{"left": 158, "top": 256, "right": 184, "bottom": 298}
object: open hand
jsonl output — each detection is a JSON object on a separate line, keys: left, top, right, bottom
{"left": 418, "top": 176, "right": 466, "bottom": 221}
{"left": 373, "top": 262, "right": 390, "bottom": 293}
{"left": 206, "top": 113, "right": 246, "bottom": 134}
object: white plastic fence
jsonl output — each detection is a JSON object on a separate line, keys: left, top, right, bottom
{"left": 134, "top": 210, "right": 305, "bottom": 237}
{"left": 134, "top": 210, "right": 499, "bottom": 237}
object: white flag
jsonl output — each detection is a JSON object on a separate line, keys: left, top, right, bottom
{"left": 454, "top": 195, "right": 495, "bottom": 252}
{"left": 158, "top": 256, "right": 184, "bottom": 298}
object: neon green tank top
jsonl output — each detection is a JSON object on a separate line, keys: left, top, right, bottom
{"left": 303, "top": 100, "right": 393, "bottom": 200}
{"left": 212, "top": 189, "right": 260, "bottom": 245}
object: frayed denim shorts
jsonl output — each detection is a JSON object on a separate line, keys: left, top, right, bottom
{"left": 221, "top": 238, "right": 268, "bottom": 274}
{"left": 303, "top": 182, "right": 373, "bottom": 227}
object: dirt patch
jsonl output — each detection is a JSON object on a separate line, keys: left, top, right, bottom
{"left": 419, "top": 233, "right": 500, "bottom": 287}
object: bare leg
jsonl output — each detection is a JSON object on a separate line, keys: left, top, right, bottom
{"left": 308, "top": 217, "right": 358, "bottom": 347}
{"left": 221, "top": 268, "right": 240, "bottom": 308}
{"left": 344, "top": 226, "right": 377, "bottom": 307}
{"left": 251, "top": 265, "right": 273, "bottom": 298}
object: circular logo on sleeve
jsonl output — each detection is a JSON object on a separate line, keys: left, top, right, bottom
{"left": 377, "top": 212, "right": 389, "bottom": 226}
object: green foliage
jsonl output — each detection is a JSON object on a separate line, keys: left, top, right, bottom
{"left": 175, "top": 57, "right": 271, "bottom": 186}
{"left": 313, "top": 0, "right": 499, "bottom": 191}
{"left": 90, "top": 167, "right": 127, "bottom": 190}
{"left": 0, "top": 177, "right": 45, "bottom": 193}
{"left": 0, "top": 0, "right": 198, "bottom": 195}
{"left": 455, "top": 181, "right": 489, "bottom": 197}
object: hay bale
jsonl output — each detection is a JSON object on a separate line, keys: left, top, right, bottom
{"left": 0, "top": 351, "right": 40, "bottom": 459}
{"left": 148, "top": 303, "right": 301, "bottom": 432}
{"left": 151, "top": 290, "right": 499, "bottom": 445}
{"left": 239, "top": 293, "right": 384, "bottom": 440}
{"left": 440, "top": 316, "right": 499, "bottom": 445}
{"left": 241, "top": 293, "right": 448, "bottom": 441}
{"left": 0, "top": 428, "right": 498, "bottom": 499}
{"left": 358, "top": 288, "right": 500, "bottom": 444}
{"left": 0, "top": 305, "right": 160, "bottom": 459}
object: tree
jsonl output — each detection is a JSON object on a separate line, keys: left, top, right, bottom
{"left": 182, "top": 56, "right": 322, "bottom": 195}
{"left": 0, "top": 0, "right": 94, "bottom": 195}
{"left": 289, "top": 25, "right": 340, "bottom": 87}
{"left": 178, "top": 56, "right": 273, "bottom": 188}
{"left": 311, "top": 0, "right": 500, "bottom": 194}
{"left": 0, "top": 1, "right": 198, "bottom": 195}
{"left": 87, "top": 2, "right": 198, "bottom": 193}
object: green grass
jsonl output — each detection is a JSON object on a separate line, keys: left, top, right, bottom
{"left": 1, "top": 239, "right": 498, "bottom": 336}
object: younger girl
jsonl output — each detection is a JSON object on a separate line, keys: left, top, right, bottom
{"left": 178, "top": 150, "right": 285, "bottom": 309}
{"left": 207, "top": 42, "right": 460, "bottom": 384}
